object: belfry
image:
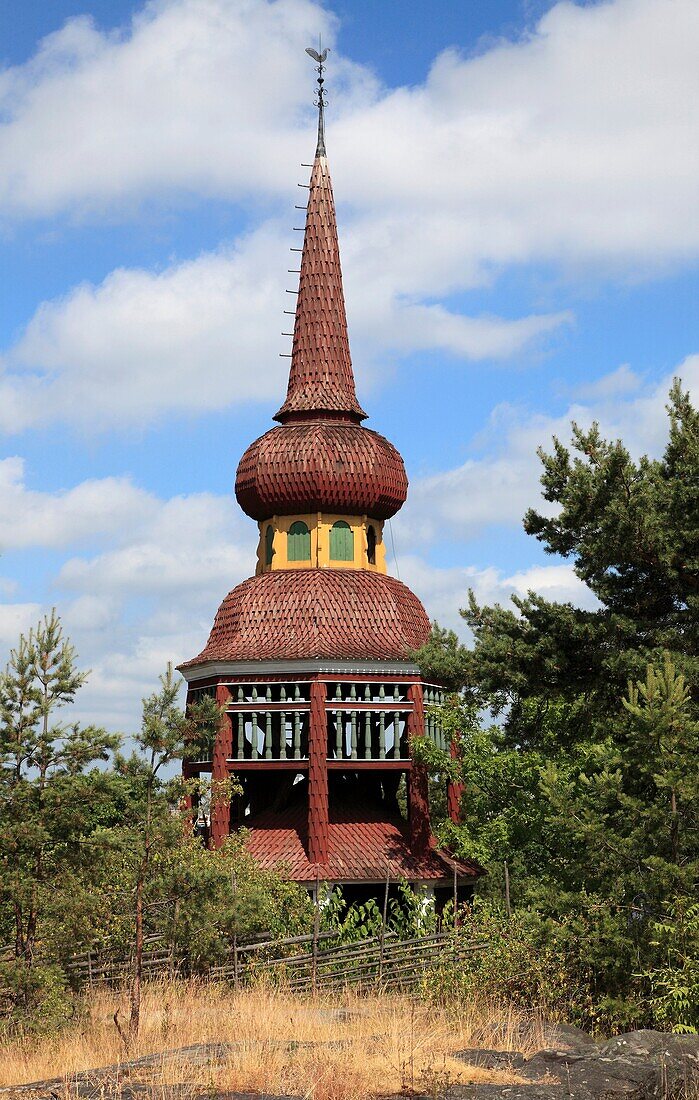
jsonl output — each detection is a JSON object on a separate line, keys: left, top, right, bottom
{"left": 179, "top": 51, "right": 479, "bottom": 903}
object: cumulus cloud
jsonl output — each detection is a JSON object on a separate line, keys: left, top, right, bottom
{"left": 0, "top": 0, "right": 696, "bottom": 430}
{"left": 400, "top": 556, "right": 597, "bottom": 639}
{"left": 57, "top": 491, "right": 250, "bottom": 597}
{"left": 0, "top": 455, "right": 256, "bottom": 728}
{"left": 401, "top": 354, "right": 699, "bottom": 543}
{"left": 0, "top": 0, "right": 696, "bottom": 277}
{"left": 0, "top": 224, "right": 570, "bottom": 431}
{"left": 0, "top": 0, "right": 349, "bottom": 217}
{"left": 0, "top": 602, "right": 43, "bottom": 653}
{"left": 0, "top": 456, "right": 154, "bottom": 549}
{"left": 0, "top": 229, "right": 291, "bottom": 430}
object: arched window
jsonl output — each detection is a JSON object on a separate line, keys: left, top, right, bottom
{"left": 330, "top": 520, "right": 354, "bottom": 561}
{"left": 366, "top": 524, "right": 376, "bottom": 565}
{"left": 287, "top": 520, "right": 311, "bottom": 562}
{"left": 265, "top": 524, "right": 275, "bottom": 566}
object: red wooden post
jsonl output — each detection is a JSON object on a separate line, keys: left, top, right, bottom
{"left": 447, "top": 737, "right": 464, "bottom": 824}
{"left": 407, "top": 682, "right": 431, "bottom": 857}
{"left": 210, "top": 684, "right": 232, "bottom": 849}
{"left": 308, "top": 679, "right": 328, "bottom": 864}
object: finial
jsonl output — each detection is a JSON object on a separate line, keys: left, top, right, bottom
{"left": 305, "top": 39, "right": 329, "bottom": 157}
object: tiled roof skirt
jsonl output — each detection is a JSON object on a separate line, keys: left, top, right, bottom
{"left": 243, "top": 803, "right": 483, "bottom": 883}
{"left": 235, "top": 420, "right": 408, "bottom": 521}
{"left": 275, "top": 154, "right": 366, "bottom": 424}
{"left": 181, "top": 568, "right": 431, "bottom": 668}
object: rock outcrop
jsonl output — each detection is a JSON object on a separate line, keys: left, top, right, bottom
{"left": 451, "top": 1029, "right": 699, "bottom": 1099}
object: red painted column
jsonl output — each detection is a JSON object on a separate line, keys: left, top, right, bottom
{"left": 308, "top": 679, "right": 328, "bottom": 865}
{"left": 210, "top": 684, "right": 232, "bottom": 849}
{"left": 447, "top": 738, "right": 465, "bottom": 824}
{"left": 407, "top": 682, "right": 431, "bottom": 857}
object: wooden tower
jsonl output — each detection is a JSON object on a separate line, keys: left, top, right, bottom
{"left": 179, "top": 54, "right": 479, "bottom": 901}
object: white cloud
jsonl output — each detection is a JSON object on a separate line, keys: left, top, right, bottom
{"left": 56, "top": 489, "right": 252, "bottom": 728}
{"left": 401, "top": 354, "right": 699, "bottom": 543}
{"left": 400, "top": 555, "right": 597, "bottom": 639}
{"left": 572, "top": 363, "right": 642, "bottom": 401}
{"left": 0, "top": 461, "right": 254, "bottom": 729}
{"left": 0, "top": 0, "right": 348, "bottom": 218}
{"left": 0, "top": 0, "right": 696, "bottom": 277}
{"left": 340, "top": 0, "right": 699, "bottom": 276}
{"left": 0, "top": 0, "right": 696, "bottom": 430}
{"left": 0, "top": 602, "right": 43, "bottom": 654}
{"left": 0, "top": 456, "right": 156, "bottom": 548}
{"left": 57, "top": 491, "right": 250, "bottom": 597}
{"left": 0, "top": 223, "right": 571, "bottom": 430}
{"left": 0, "top": 229, "right": 292, "bottom": 430}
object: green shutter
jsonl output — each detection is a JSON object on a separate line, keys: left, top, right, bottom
{"left": 330, "top": 520, "right": 354, "bottom": 561}
{"left": 265, "top": 525, "right": 275, "bottom": 566}
{"left": 288, "top": 521, "right": 311, "bottom": 562}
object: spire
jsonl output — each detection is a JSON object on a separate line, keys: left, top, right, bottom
{"left": 274, "top": 47, "right": 366, "bottom": 425}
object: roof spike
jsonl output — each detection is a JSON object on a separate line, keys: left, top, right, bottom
{"left": 274, "top": 46, "right": 366, "bottom": 425}
{"left": 305, "top": 39, "right": 328, "bottom": 157}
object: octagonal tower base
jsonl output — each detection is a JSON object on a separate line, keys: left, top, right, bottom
{"left": 181, "top": 659, "right": 480, "bottom": 899}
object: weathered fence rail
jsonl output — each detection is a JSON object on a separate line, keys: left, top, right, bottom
{"left": 62, "top": 928, "right": 484, "bottom": 993}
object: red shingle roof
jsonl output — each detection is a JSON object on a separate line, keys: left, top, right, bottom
{"left": 182, "top": 568, "right": 431, "bottom": 668}
{"left": 275, "top": 151, "right": 365, "bottom": 424}
{"left": 243, "top": 802, "right": 481, "bottom": 882}
{"left": 235, "top": 421, "right": 408, "bottom": 521}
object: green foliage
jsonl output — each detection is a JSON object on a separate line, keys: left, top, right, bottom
{"left": 0, "top": 959, "right": 73, "bottom": 1038}
{"left": 646, "top": 899, "right": 699, "bottom": 1034}
{"left": 413, "top": 625, "right": 473, "bottom": 694}
{"left": 0, "top": 616, "right": 315, "bottom": 1035}
{"left": 420, "top": 384, "right": 699, "bottom": 1033}
{"left": 329, "top": 894, "right": 384, "bottom": 941}
{"left": 0, "top": 611, "right": 119, "bottom": 1033}
{"left": 426, "top": 899, "right": 581, "bottom": 1016}
{"left": 322, "top": 881, "right": 442, "bottom": 943}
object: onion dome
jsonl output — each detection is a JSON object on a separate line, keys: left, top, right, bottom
{"left": 236, "top": 421, "right": 407, "bottom": 521}
{"left": 181, "top": 569, "right": 431, "bottom": 666}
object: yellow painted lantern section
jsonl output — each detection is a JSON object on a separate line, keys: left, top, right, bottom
{"left": 256, "top": 514, "right": 387, "bottom": 575}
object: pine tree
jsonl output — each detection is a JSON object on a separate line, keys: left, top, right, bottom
{"left": 418, "top": 383, "right": 699, "bottom": 1027}
{"left": 0, "top": 612, "right": 119, "bottom": 1011}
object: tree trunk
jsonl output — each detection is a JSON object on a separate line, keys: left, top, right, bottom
{"left": 129, "top": 858, "right": 145, "bottom": 1043}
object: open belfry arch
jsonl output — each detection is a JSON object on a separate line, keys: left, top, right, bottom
{"left": 178, "top": 49, "right": 479, "bottom": 902}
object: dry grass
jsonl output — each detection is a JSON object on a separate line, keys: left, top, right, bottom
{"left": 0, "top": 980, "right": 548, "bottom": 1099}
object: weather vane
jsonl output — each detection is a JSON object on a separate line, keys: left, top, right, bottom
{"left": 305, "top": 39, "right": 329, "bottom": 155}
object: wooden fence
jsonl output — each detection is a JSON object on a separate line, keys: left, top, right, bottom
{"left": 63, "top": 928, "right": 483, "bottom": 994}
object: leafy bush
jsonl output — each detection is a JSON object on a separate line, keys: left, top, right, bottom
{"left": 646, "top": 898, "right": 699, "bottom": 1033}
{"left": 0, "top": 959, "right": 74, "bottom": 1037}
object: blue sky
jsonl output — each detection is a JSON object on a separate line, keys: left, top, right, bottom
{"left": 0, "top": 0, "right": 697, "bottom": 731}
